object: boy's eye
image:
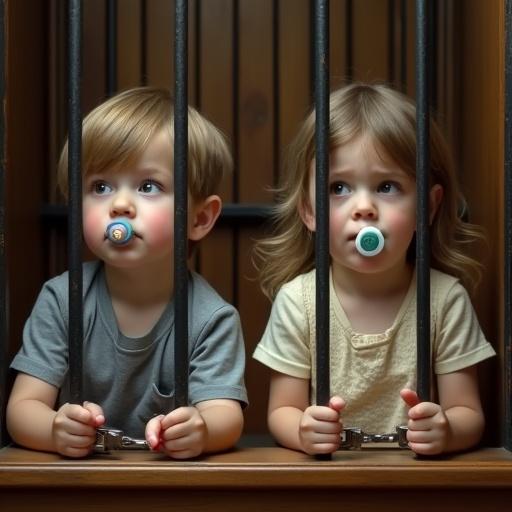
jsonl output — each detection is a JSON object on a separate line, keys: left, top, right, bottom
{"left": 378, "top": 181, "right": 401, "bottom": 194}
{"left": 330, "top": 182, "right": 351, "bottom": 196}
{"left": 93, "top": 181, "right": 113, "bottom": 195}
{"left": 139, "top": 179, "right": 162, "bottom": 195}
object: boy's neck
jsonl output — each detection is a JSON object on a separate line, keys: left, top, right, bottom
{"left": 104, "top": 261, "right": 174, "bottom": 306}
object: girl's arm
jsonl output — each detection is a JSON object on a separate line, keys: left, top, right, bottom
{"left": 268, "top": 371, "right": 344, "bottom": 454}
{"left": 402, "top": 365, "right": 485, "bottom": 455}
{"left": 7, "top": 372, "right": 104, "bottom": 457}
{"left": 268, "top": 371, "right": 310, "bottom": 451}
{"left": 437, "top": 365, "right": 485, "bottom": 452}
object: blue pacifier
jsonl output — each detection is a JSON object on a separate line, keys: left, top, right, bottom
{"left": 355, "top": 226, "right": 385, "bottom": 257}
{"left": 105, "top": 219, "right": 134, "bottom": 245}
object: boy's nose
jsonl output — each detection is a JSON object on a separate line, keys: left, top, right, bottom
{"left": 351, "top": 192, "right": 377, "bottom": 220}
{"left": 110, "top": 192, "right": 136, "bottom": 218}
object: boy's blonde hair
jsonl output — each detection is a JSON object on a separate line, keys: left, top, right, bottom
{"left": 255, "top": 83, "right": 484, "bottom": 299}
{"left": 58, "top": 86, "right": 232, "bottom": 200}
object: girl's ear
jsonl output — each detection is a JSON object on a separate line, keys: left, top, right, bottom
{"left": 298, "top": 198, "right": 316, "bottom": 232}
{"left": 429, "top": 184, "right": 443, "bottom": 224}
{"left": 189, "top": 195, "right": 222, "bottom": 242}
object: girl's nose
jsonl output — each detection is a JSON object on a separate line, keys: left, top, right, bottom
{"left": 110, "top": 191, "right": 136, "bottom": 218}
{"left": 351, "top": 192, "right": 377, "bottom": 220}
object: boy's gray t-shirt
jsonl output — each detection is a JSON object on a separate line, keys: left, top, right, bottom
{"left": 11, "top": 261, "right": 248, "bottom": 438}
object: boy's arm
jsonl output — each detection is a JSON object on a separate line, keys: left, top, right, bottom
{"left": 195, "top": 398, "right": 243, "bottom": 453}
{"left": 7, "top": 372, "right": 60, "bottom": 451}
{"left": 7, "top": 372, "right": 104, "bottom": 457}
{"left": 402, "top": 365, "right": 485, "bottom": 454}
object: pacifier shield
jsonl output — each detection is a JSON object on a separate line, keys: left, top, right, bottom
{"left": 106, "top": 219, "right": 134, "bottom": 245}
{"left": 355, "top": 226, "right": 384, "bottom": 257}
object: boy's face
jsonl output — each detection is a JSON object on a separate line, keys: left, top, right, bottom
{"left": 82, "top": 130, "right": 176, "bottom": 269}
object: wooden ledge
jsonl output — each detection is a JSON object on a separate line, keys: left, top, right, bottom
{"left": 1, "top": 445, "right": 512, "bottom": 489}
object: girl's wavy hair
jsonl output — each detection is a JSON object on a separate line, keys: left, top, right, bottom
{"left": 254, "top": 82, "right": 484, "bottom": 300}
{"left": 57, "top": 86, "right": 232, "bottom": 200}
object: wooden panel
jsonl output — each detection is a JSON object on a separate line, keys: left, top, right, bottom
{"left": 197, "top": 0, "right": 235, "bottom": 303}
{"left": 238, "top": 0, "right": 274, "bottom": 203}
{"left": 2, "top": 446, "right": 512, "bottom": 512}
{"left": 117, "top": 0, "right": 142, "bottom": 90}
{"left": 279, "top": 0, "right": 311, "bottom": 167}
{"left": 352, "top": 0, "right": 390, "bottom": 82}
{"left": 330, "top": 0, "right": 349, "bottom": 90}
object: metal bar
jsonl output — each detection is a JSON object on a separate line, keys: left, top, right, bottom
{"left": 67, "top": 0, "right": 83, "bottom": 405}
{"left": 106, "top": 0, "right": 117, "bottom": 96}
{"left": 174, "top": 0, "right": 189, "bottom": 408}
{"left": 0, "top": 0, "right": 7, "bottom": 448}
{"left": 314, "top": 0, "right": 330, "bottom": 410}
{"left": 415, "top": 0, "right": 431, "bottom": 402}
{"left": 504, "top": 0, "right": 512, "bottom": 452}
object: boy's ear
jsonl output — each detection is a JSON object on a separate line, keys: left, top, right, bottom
{"left": 429, "top": 184, "right": 443, "bottom": 224}
{"left": 189, "top": 195, "right": 222, "bottom": 242}
{"left": 298, "top": 198, "right": 316, "bottom": 232}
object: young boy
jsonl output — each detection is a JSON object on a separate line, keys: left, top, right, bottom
{"left": 7, "top": 87, "right": 247, "bottom": 459}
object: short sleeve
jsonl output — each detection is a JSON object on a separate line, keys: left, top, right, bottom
{"left": 252, "top": 277, "right": 311, "bottom": 379}
{"left": 10, "top": 280, "right": 69, "bottom": 387}
{"left": 188, "top": 304, "right": 248, "bottom": 407}
{"left": 434, "top": 280, "right": 496, "bottom": 374}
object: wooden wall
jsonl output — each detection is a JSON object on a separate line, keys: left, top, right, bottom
{"left": 3, "top": 0, "right": 507, "bottom": 442}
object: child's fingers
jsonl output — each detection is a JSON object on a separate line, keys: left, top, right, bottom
{"left": 145, "top": 415, "right": 164, "bottom": 450}
{"left": 83, "top": 401, "right": 105, "bottom": 427}
{"left": 328, "top": 395, "right": 345, "bottom": 412}
{"left": 400, "top": 388, "right": 421, "bottom": 409}
{"left": 160, "top": 407, "right": 195, "bottom": 430}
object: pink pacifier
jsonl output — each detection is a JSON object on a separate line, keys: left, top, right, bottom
{"left": 105, "top": 219, "right": 134, "bottom": 245}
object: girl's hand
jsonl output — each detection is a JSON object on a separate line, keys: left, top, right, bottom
{"left": 51, "top": 401, "right": 105, "bottom": 458}
{"left": 299, "top": 396, "right": 345, "bottom": 455}
{"left": 400, "top": 389, "right": 450, "bottom": 455}
{"left": 145, "top": 406, "right": 207, "bottom": 459}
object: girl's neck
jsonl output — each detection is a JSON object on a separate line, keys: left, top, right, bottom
{"left": 104, "top": 261, "right": 174, "bottom": 306}
{"left": 331, "top": 261, "right": 414, "bottom": 299}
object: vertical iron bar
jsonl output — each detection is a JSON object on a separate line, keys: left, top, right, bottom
{"left": 0, "top": 0, "right": 7, "bottom": 447}
{"left": 314, "top": 0, "right": 330, "bottom": 411}
{"left": 68, "top": 0, "right": 83, "bottom": 405}
{"left": 106, "top": 0, "right": 117, "bottom": 96}
{"left": 174, "top": 0, "right": 189, "bottom": 408}
{"left": 504, "top": 0, "right": 512, "bottom": 452}
{"left": 415, "top": 0, "right": 431, "bottom": 402}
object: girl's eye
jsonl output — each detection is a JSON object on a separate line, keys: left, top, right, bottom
{"left": 93, "top": 181, "right": 113, "bottom": 195}
{"left": 139, "top": 179, "right": 162, "bottom": 195}
{"left": 378, "top": 182, "right": 401, "bottom": 194}
{"left": 330, "top": 182, "right": 351, "bottom": 196}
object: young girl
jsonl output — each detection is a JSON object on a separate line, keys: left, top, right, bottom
{"left": 253, "top": 83, "right": 495, "bottom": 456}
{"left": 7, "top": 87, "right": 247, "bottom": 459}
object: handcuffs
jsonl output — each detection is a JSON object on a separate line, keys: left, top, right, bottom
{"left": 94, "top": 427, "right": 150, "bottom": 452}
{"left": 94, "top": 425, "right": 409, "bottom": 452}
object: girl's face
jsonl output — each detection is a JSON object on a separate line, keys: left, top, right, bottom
{"left": 302, "top": 134, "right": 432, "bottom": 276}
{"left": 82, "top": 129, "right": 175, "bottom": 270}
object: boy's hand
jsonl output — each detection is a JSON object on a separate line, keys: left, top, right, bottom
{"left": 400, "top": 389, "right": 450, "bottom": 455}
{"left": 145, "top": 406, "right": 207, "bottom": 459}
{"left": 299, "top": 396, "right": 345, "bottom": 455}
{"left": 51, "top": 401, "right": 105, "bottom": 458}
